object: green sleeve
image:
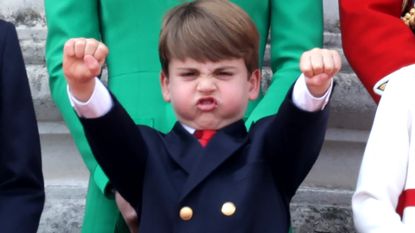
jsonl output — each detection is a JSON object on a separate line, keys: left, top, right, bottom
{"left": 45, "top": 0, "right": 111, "bottom": 196}
{"left": 245, "top": 0, "right": 323, "bottom": 128}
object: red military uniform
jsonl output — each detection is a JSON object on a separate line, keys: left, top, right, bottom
{"left": 340, "top": 0, "right": 415, "bottom": 103}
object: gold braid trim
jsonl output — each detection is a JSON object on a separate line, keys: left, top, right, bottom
{"left": 402, "top": 0, "right": 415, "bottom": 30}
{"left": 402, "top": 7, "right": 415, "bottom": 29}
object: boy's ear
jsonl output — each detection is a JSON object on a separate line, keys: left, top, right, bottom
{"left": 160, "top": 72, "right": 171, "bottom": 102}
{"left": 248, "top": 69, "right": 261, "bottom": 100}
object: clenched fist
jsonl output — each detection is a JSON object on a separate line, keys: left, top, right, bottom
{"left": 63, "top": 38, "right": 109, "bottom": 101}
{"left": 300, "top": 48, "right": 341, "bottom": 97}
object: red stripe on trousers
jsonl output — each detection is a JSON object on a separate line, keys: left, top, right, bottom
{"left": 397, "top": 189, "right": 415, "bottom": 218}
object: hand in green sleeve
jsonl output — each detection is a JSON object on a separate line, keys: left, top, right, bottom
{"left": 245, "top": 0, "right": 323, "bottom": 128}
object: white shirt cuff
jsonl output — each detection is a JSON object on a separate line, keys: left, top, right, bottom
{"left": 292, "top": 74, "right": 332, "bottom": 112}
{"left": 67, "top": 77, "right": 113, "bottom": 118}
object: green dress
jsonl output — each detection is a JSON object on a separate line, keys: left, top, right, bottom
{"left": 44, "top": 0, "right": 323, "bottom": 232}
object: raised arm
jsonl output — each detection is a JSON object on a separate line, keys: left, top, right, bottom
{"left": 245, "top": 0, "right": 323, "bottom": 126}
{"left": 44, "top": 0, "right": 113, "bottom": 193}
{"left": 78, "top": 95, "right": 148, "bottom": 210}
{"left": 264, "top": 48, "right": 339, "bottom": 199}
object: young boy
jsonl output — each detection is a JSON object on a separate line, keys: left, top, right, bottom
{"left": 63, "top": 0, "right": 340, "bottom": 232}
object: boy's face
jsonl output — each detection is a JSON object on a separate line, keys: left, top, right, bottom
{"left": 161, "top": 58, "right": 260, "bottom": 130}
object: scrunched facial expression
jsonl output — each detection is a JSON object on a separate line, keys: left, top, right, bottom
{"left": 161, "top": 58, "right": 260, "bottom": 130}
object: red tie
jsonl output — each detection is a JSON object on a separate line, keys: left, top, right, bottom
{"left": 194, "top": 130, "right": 216, "bottom": 147}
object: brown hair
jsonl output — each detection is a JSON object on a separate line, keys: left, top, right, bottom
{"left": 159, "top": 0, "right": 259, "bottom": 75}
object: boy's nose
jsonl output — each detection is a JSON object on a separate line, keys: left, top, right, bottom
{"left": 196, "top": 77, "right": 217, "bottom": 93}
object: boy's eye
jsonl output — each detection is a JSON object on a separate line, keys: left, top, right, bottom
{"left": 179, "top": 72, "right": 198, "bottom": 79}
{"left": 181, "top": 72, "right": 197, "bottom": 76}
{"left": 215, "top": 72, "right": 233, "bottom": 79}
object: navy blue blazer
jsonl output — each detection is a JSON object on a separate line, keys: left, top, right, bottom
{"left": 0, "top": 20, "right": 45, "bottom": 232}
{"left": 81, "top": 90, "right": 329, "bottom": 233}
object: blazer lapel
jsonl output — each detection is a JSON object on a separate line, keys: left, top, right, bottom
{"left": 179, "top": 120, "right": 248, "bottom": 201}
{"left": 164, "top": 122, "right": 201, "bottom": 174}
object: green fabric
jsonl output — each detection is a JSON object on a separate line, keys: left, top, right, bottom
{"left": 93, "top": 165, "right": 111, "bottom": 195}
{"left": 44, "top": 0, "right": 323, "bottom": 232}
{"left": 245, "top": 0, "right": 324, "bottom": 128}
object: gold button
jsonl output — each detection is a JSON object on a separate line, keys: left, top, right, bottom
{"left": 179, "top": 206, "right": 193, "bottom": 221}
{"left": 221, "top": 202, "right": 236, "bottom": 216}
